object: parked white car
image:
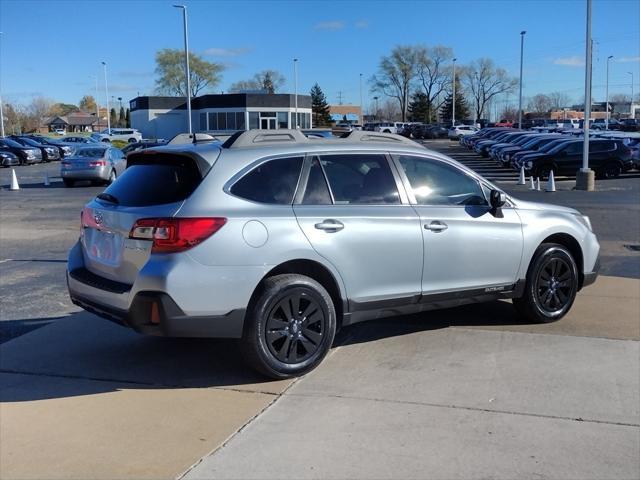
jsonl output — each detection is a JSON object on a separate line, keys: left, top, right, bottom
{"left": 448, "top": 125, "right": 479, "bottom": 139}
{"left": 91, "top": 128, "right": 143, "bottom": 143}
{"left": 374, "top": 122, "right": 404, "bottom": 134}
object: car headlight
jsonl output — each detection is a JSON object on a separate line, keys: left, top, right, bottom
{"left": 574, "top": 214, "right": 593, "bottom": 232}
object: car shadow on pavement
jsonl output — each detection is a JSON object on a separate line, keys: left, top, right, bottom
{"left": 335, "top": 299, "right": 525, "bottom": 346}
{"left": 1, "top": 301, "right": 525, "bottom": 403}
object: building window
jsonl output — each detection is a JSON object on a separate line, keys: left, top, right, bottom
{"left": 217, "top": 112, "right": 227, "bottom": 130}
{"left": 226, "top": 112, "right": 236, "bottom": 130}
{"left": 249, "top": 112, "right": 259, "bottom": 129}
{"left": 199, "top": 113, "right": 207, "bottom": 130}
{"left": 236, "top": 112, "right": 246, "bottom": 130}
{"left": 208, "top": 112, "right": 217, "bottom": 130}
{"left": 291, "top": 112, "right": 310, "bottom": 129}
{"left": 277, "top": 112, "right": 288, "bottom": 129}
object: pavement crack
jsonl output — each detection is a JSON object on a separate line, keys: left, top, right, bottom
{"left": 285, "top": 392, "right": 640, "bottom": 428}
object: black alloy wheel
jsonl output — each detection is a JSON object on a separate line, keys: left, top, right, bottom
{"left": 264, "top": 289, "right": 326, "bottom": 364}
{"left": 534, "top": 256, "right": 574, "bottom": 314}
{"left": 537, "top": 164, "right": 554, "bottom": 180}
{"left": 603, "top": 162, "right": 622, "bottom": 179}
{"left": 241, "top": 274, "right": 336, "bottom": 378}
{"left": 513, "top": 243, "right": 578, "bottom": 323}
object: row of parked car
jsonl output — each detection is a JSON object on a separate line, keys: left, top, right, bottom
{"left": 398, "top": 123, "right": 480, "bottom": 140}
{"left": 460, "top": 127, "right": 640, "bottom": 179}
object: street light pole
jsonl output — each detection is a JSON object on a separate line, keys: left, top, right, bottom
{"left": 606, "top": 55, "right": 613, "bottom": 129}
{"left": 0, "top": 32, "right": 5, "bottom": 138}
{"left": 359, "top": 73, "right": 363, "bottom": 125}
{"left": 629, "top": 72, "right": 634, "bottom": 107}
{"left": 518, "top": 30, "right": 526, "bottom": 129}
{"left": 294, "top": 58, "right": 298, "bottom": 128}
{"left": 373, "top": 96, "right": 379, "bottom": 121}
{"left": 576, "top": 0, "right": 594, "bottom": 191}
{"left": 173, "top": 5, "right": 192, "bottom": 135}
{"left": 101, "top": 61, "right": 110, "bottom": 134}
{"left": 451, "top": 58, "right": 457, "bottom": 127}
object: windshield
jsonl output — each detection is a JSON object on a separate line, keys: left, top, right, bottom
{"left": 2, "top": 139, "right": 24, "bottom": 148}
{"left": 76, "top": 148, "right": 107, "bottom": 158}
{"left": 19, "top": 138, "right": 42, "bottom": 146}
{"left": 538, "top": 138, "right": 571, "bottom": 153}
{"left": 547, "top": 140, "right": 578, "bottom": 154}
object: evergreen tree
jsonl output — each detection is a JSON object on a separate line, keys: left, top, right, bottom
{"left": 310, "top": 83, "right": 332, "bottom": 126}
{"left": 125, "top": 108, "right": 130, "bottom": 127}
{"left": 440, "top": 76, "right": 469, "bottom": 124}
{"left": 110, "top": 108, "right": 117, "bottom": 128}
{"left": 407, "top": 92, "right": 432, "bottom": 122}
{"left": 118, "top": 107, "right": 126, "bottom": 127}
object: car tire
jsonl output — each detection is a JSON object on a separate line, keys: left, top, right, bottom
{"left": 101, "top": 139, "right": 110, "bottom": 143}
{"left": 128, "top": 138, "right": 136, "bottom": 143}
{"left": 240, "top": 274, "right": 336, "bottom": 379}
{"left": 601, "top": 162, "right": 622, "bottom": 179}
{"left": 513, "top": 243, "right": 578, "bottom": 323}
{"left": 536, "top": 164, "right": 554, "bottom": 180}
{"left": 63, "top": 179, "right": 75, "bottom": 188}
{"left": 107, "top": 169, "right": 116, "bottom": 185}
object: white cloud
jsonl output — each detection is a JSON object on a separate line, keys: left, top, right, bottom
{"left": 314, "top": 20, "right": 345, "bottom": 30}
{"left": 614, "top": 56, "right": 640, "bottom": 63}
{"left": 203, "top": 47, "right": 251, "bottom": 57}
{"left": 553, "top": 56, "right": 585, "bottom": 67}
{"left": 355, "top": 19, "right": 369, "bottom": 29}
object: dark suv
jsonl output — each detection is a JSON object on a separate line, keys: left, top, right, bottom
{"left": 520, "top": 138, "right": 632, "bottom": 179}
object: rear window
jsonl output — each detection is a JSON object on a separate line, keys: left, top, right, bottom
{"left": 230, "top": 156, "right": 303, "bottom": 204}
{"left": 77, "top": 148, "right": 106, "bottom": 158}
{"left": 101, "top": 155, "right": 202, "bottom": 207}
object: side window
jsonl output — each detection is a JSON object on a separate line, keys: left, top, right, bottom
{"left": 396, "top": 155, "right": 486, "bottom": 206}
{"left": 589, "top": 142, "right": 605, "bottom": 153}
{"left": 319, "top": 153, "right": 400, "bottom": 204}
{"left": 230, "top": 156, "right": 303, "bottom": 205}
{"left": 302, "top": 157, "right": 332, "bottom": 205}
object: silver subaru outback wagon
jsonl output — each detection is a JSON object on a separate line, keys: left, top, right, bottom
{"left": 67, "top": 130, "right": 599, "bottom": 378}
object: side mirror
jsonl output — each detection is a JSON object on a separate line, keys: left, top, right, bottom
{"left": 490, "top": 189, "right": 507, "bottom": 209}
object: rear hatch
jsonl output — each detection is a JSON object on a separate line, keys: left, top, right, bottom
{"left": 80, "top": 149, "right": 217, "bottom": 285}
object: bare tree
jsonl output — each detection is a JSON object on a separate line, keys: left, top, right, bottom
{"left": 228, "top": 70, "right": 286, "bottom": 94}
{"left": 414, "top": 45, "right": 453, "bottom": 122}
{"left": 527, "top": 94, "right": 553, "bottom": 114}
{"left": 499, "top": 106, "right": 518, "bottom": 122}
{"left": 548, "top": 91, "right": 571, "bottom": 110}
{"left": 370, "top": 45, "right": 418, "bottom": 121}
{"left": 463, "top": 58, "right": 517, "bottom": 121}
{"left": 609, "top": 93, "right": 631, "bottom": 104}
{"left": 228, "top": 79, "right": 261, "bottom": 93}
{"left": 26, "top": 97, "right": 54, "bottom": 132}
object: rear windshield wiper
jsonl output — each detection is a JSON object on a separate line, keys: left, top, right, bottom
{"left": 96, "top": 193, "right": 119, "bottom": 205}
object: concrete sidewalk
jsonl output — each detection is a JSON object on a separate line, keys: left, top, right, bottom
{"left": 1, "top": 275, "right": 639, "bottom": 480}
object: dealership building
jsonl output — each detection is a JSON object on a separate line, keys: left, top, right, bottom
{"left": 129, "top": 93, "right": 313, "bottom": 140}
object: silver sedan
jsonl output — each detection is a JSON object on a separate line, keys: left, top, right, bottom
{"left": 60, "top": 146, "right": 126, "bottom": 187}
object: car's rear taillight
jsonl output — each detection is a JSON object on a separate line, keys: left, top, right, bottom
{"left": 88, "top": 160, "right": 106, "bottom": 167}
{"left": 129, "top": 217, "right": 226, "bottom": 253}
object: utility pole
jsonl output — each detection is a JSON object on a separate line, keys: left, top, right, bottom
{"left": 452, "top": 58, "right": 457, "bottom": 126}
{"left": 518, "top": 30, "right": 526, "bottom": 129}
{"left": 373, "top": 96, "right": 379, "bottom": 121}
{"left": 359, "top": 73, "right": 363, "bottom": 124}
{"left": 337, "top": 91, "right": 343, "bottom": 105}
{"left": 606, "top": 55, "right": 613, "bottom": 129}
{"left": 102, "top": 61, "right": 110, "bottom": 134}
{"left": 173, "top": 5, "right": 192, "bottom": 135}
{"left": 293, "top": 58, "right": 298, "bottom": 128}
{"left": 576, "top": 0, "right": 594, "bottom": 191}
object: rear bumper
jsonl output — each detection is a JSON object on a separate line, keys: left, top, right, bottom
{"left": 61, "top": 166, "right": 109, "bottom": 180}
{"left": 70, "top": 286, "right": 245, "bottom": 338}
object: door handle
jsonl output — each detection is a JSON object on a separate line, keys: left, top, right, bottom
{"left": 425, "top": 221, "right": 448, "bottom": 232}
{"left": 314, "top": 219, "right": 344, "bottom": 232}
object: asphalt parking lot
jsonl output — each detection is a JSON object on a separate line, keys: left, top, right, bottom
{"left": 1, "top": 145, "right": 639, "bottom": 479}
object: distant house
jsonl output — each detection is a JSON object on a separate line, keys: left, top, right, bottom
{"left": 47, "top": 112, "right": 107, "bottom": 133}
{"left": 329, "top": 105, "right": 362, "bottom": 124}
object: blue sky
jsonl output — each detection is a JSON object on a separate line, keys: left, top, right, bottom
{"left": 0, "top": 0, "right": 638, "bottom": 111}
